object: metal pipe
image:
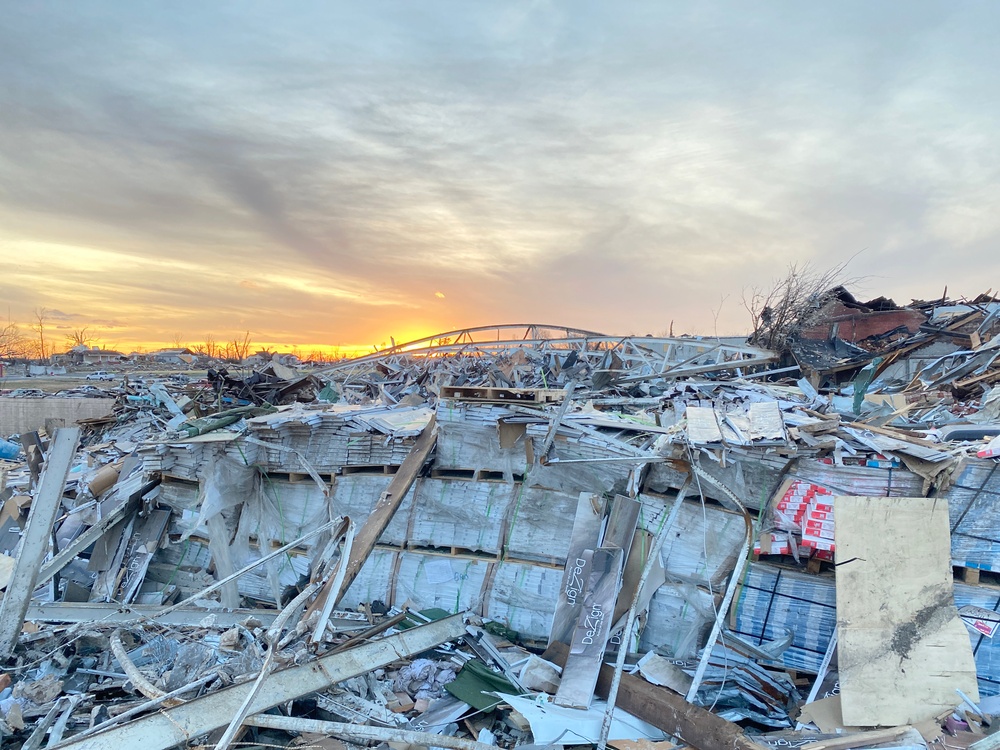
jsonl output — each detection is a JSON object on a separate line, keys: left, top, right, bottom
{"left": 684, "top": 461, "right": 755, "bottom": 703}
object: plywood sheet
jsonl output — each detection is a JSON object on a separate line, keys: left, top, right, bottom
{"left": 835, "top": 496, "right": 979, "bottom": 726}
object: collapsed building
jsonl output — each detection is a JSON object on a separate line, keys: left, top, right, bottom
{"left": 1, "top": 297, "right": 1000, "bottom": 750}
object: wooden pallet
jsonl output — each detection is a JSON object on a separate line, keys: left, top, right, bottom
{"left": 440, "top": 385, "right": 565, "bottom": 404}
{"left": 430, "top": 467, "right": 523, "bottom": 483}
{"left": 340, "top": 464, "right": 400, "bottom": 476}
{"left": 403, "top": 542, "right": 500, "bottom": 561}
{"left": 954, "top": 564, "right": 1000, "bottom": 587}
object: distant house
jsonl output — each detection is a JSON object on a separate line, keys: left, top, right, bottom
{"left": 242, "top": 350, "right": 274, "bottom": 367}
{"left": 53, "top": 345, "right": 125, "bottom": 366}
{"left": 242, "top": 351, "right": 300, "bottom": 367}
{"left": 152, "top": 348, "right": 197, "bottom": 365}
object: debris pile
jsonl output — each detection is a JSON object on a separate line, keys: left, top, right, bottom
{"left": 1, "top": 291, "right": 1000, "bottom": 750}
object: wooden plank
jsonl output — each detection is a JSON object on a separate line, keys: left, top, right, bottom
{"left": 333, "top": 416, "right": 436, "bottom": 605}
{"left": 0, "top": 427, "right": 81, "bottom": 654}
{"left": 835, "top": 495, "right": 979, "bottom": 726}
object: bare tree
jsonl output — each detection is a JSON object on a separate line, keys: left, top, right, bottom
{"left": 742, "top": 262, "right": 859, "bottom": 351}
{"left": 0, "top": 323, "right": 28, "bottom": 359}
{"left": 171, "top": 332, "right": 187, "bottom": 350}
{"left": 65, "top": 326, "right": 97, "bottom": 349}
{"left": 202, "top": 334, "right": 219, "bottom": 359}
{"left": 229, "top": 331, "right": 253, "bottom": 361}
{"left": 30, "top": 307, "right": 50, "bottom": 360}
{"left": 711, "top": 294, "right": 729, "bottom": 339}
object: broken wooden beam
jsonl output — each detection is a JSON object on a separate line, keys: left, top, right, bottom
{"left": 547, "top": 641, "right": 768, "bottom": 750}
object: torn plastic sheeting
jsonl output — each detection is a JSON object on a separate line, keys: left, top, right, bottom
{"left": 503, "top": 485, "right": 582, "bottom": 565}
{"left": 178, "top": 453, "right": 256, "bottom": 608}
{"left": 947, "top": 458, "right": 1000, "bottom": 572}
{"left": 246, "top": 406, "right": 418, "bottom": 471}
{"left": 394, "top": 552, "right": 489, "bottom": 614}
{"left": 332, "top": 474, "right": 415, "bottom": 547}
{"left": 732, "top": 562, "right": 837, "bottom": 674}
{"left": 434, "top": 401, "right": 527, "bottom": 476}
{"left": 639, "top": 581, "right": 718, "bottom": 659}
{"left": 688, "top": 642, "right": 802, "bottom": 728}
{"left": 790, "top": 459, "right": 925, "bottom": 497}
{"left": 486, "top": 561, "right": 562, "bottom": 642}
{"left": 645, "top": 449, "right": 792, "bottom": 511}
{"left": 339, "top": 547, "right": 397, "bottom": 610}
{"left": 496, "top": 692, "right": 668, "bottom": 744}
{"left": 638, "top": 493, "right": 746, "bottom": 589}
{"left": 254, "top": 477, "right": 332, "bottom": 542}
{"left": 408, "top": 479, "right": 512, "bottom": 554}
{"left": 954, "top": 583, "right": 1000, "bottom": 697}
{"left": 525, "top": 423, "right": 642, "bottom": 495}
{"left": 735, "top": 561, "right": 1000, "bottom": 698}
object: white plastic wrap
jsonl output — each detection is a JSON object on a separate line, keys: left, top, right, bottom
{"left": 639, "top": 581, "right": 718, "bottom": 659}
{"left": 340, "top": 547, "right": 399, "bottom": 609}
{"left": 638, "top": 493, "right": 746, "bottom": 588}
{"left": 332, "top": 474, "right": 415, "bottom": 546}
{"left": 486, "top": 561, "right": 562, "bottom": 641}
{"left": 393, "top": 552, "right": 490, "bottom": 614}
{"left": 407, "top": 479, "right": 513, "bottom": 554}
{"left": 502, "top": 486, "right": 580, "bottom": 565}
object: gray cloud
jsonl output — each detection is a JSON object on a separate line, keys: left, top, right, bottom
{"left": 2, "top": 1, "right": 1000, "bottom": 342}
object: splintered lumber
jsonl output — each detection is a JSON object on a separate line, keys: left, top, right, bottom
{"left": 0, "top": 427, "right": 81, "bottom": 654}
{"left": 334, "top": 415, "right": 436, "bottom": 605}
{"left": 547, "top": 642, "right": 767, "bottom": 750}
{"left": 50, "top": 613, "right": 466, "bottom": 750}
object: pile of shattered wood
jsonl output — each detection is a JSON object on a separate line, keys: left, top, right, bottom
{"left": 2, "top": 291, "right": 1000, "bottom": 750}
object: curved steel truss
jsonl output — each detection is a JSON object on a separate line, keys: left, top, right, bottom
{"left": 317, "top": 323, "right": 775, "bottom": 383}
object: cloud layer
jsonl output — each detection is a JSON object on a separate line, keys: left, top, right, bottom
{"left": 3, "top": 2, "right": 999, "bottom": 351}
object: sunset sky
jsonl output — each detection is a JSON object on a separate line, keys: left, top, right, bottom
{"left": 3, "top": 2, "right": 1000, "bottom": 356}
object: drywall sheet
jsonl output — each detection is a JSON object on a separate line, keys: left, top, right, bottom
{"left": 835, "top": 496, "right": 979, "bottom": 725}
